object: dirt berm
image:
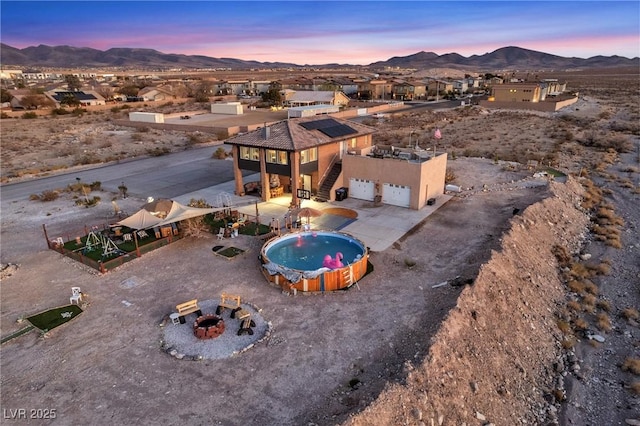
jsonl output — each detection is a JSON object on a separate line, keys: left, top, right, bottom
{"left": 345, "top": 177, "right": 590, "bottom": 425}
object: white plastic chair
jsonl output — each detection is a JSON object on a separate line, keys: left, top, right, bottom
{"left": 70, "top": 287, "right": 83, "bottom": 305}
{"left": 123, "top": 233, "right": 132, "bottom": 242}
{"left": 217, "top": 228, "right": 225, "bottom": 240}
{"left": 137, "top": 230, "right": 148, "bottom": 239}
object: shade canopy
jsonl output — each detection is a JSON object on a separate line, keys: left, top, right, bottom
{"left": 114, "top": 209, "right": 163, "bottom": 230}
{"left": 116, "top": 201, "right": 223, "bottom": 230}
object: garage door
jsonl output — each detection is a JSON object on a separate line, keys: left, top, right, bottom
{"left": 349, "top": 178, "right": 375, "bottom": 201}
{"left": 382, "top": 183, "right": 411, "bottom": 207}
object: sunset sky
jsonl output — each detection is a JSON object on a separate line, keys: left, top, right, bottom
{"left": 1, "top": 1, "right": 638, "bottom": 65}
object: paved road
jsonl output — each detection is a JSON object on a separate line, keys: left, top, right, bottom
{"left": 0, "top": 145, "right": 249, "bottom": 204}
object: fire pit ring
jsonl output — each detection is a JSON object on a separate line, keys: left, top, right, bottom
{"left": 193, "top": 314, "right": 225, "bottom": 339}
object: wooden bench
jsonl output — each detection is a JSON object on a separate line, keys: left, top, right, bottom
{"left": 215, "top": 293, "right": 242, "bottom": 316}
{"left": 235, "top": 308, "right": 256, "bottom": 336}
{"left": 175, "top": 299, "right": 202, "bottom": 324}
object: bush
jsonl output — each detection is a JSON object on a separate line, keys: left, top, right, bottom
{"left": 212, "top": 147, "right": 228, "bottom": 159}
{"left": 21, "top": 111, "right": 38, "bottom": 119}
{"left": 51, "top": 108, "right": 70, "bottom": 116}
{"left": 622, "top": 358, "right": 640, "bottom": 375}
{"left": 30, "top": 190, "right": 59, "bottom": 201}
{"left": 75, "top": 196, "right": 101, "bottom": 207}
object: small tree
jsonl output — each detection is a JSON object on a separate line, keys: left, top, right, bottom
{"left": 0, "top": 88, "right": 13, "bottom": 103}
{"left": 65, "top": 74, "right": 82, "bottom": 91}
{"left": 183, "top": 198, "right": 213, "bottom": 238}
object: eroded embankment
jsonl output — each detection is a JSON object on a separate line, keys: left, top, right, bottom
{"left": 345, "top": 177, "right": 590, "bottom": 426}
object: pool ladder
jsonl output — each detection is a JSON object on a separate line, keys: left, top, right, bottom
{"left": 342, "top": 263, "right": 361, "bottom": 290}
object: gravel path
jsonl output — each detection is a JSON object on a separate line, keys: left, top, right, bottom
{"left": 162, "top": 299, "right": 270, "bottom": 360}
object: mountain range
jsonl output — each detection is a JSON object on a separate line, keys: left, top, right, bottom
{"left": 1, "top": 44, "right": 637, "bottom": 71}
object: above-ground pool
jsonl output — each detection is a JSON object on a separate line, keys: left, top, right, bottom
{"left": 261, "top": 231, "right": 369, "bottom": 293}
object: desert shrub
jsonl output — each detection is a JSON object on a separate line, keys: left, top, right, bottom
{"left": 561, "top": 338, "right": 576, "bottom": 350}
{"left": 89, "top": 181, "right": 102, "bottom": 191}
{"left": 631, "top": 381, "right": 640, "bottom": 395}
{"left": 131, "top": 133, "right": 144, "bottom": 142}
{"left": 596, "top": 313, "right": 612, "bottom": 332}
{"left": 567, "top": 280, "right": 586, "bottom": 295}
{"left": 137, "top": 126, "right": 150, "bottom": 133}
{"left": 582, "top": 294, "right": 597, "bottom": 312}
{"left": 573, "top": 317, "right": 589, "bottom": 331}
{"left": 444, "top": 168, "right": 456, "bottom": 184}
{"left": 71, "top": 108, "right": 87, "bottom": 116}
{"left": 621, "top": 308, "right": 640, "bottom": 320}
{"left": 569, "top": 262, "right": 591, "bottom": 279}
{"left": 73, "top": 153, "right": 100, "bottom": 165}
{"left": 75, "top": 196, "right": 101, "bottom": 207}
{"left": 566, "top": 300, "right": 581, "bottom": 312}
{"left": 404, "top": 258, "right": 416, "bottom": 268}
{"left": 21, "top": 112, "right": 38, "bottom": 119}
{"left": 51, "top": 108, "right": 70, "bottom": 116}
{"left": 1, "top": 112, "right": 9, "bottom": 119}
{"left": 187, "top": 133, "right": 204, "bottom": 145}
{"left": 622, "top": 358, "right": 640, "bottom": 375}
{"left": 557, "top": 319, "right": 571, "bottom": 334}
{"left": 552, "top": 244, "right": 571, "bottom": 267}
{"left": 147, "top": 147, "right": 170, "bottom": 157}
{"left": 31, "top": 190, "right": 59, "bottom": 201}
{"left": 596, "top": 300, "right": 612, "bottom": 312}
{"left": 212, "top": 147, "right": 228, "bottom": 159}
{"left": 582, "top": 279, "right": 598, "bottom": 295}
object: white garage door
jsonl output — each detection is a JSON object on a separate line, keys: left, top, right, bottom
{"left": 349, "top": 178, "right": 375, "bottom": 201}
{"left": 382, "top": 183, "right": 411, "bottom": 207}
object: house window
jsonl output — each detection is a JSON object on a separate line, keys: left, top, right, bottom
{"left": 350, "top": 138, "right": 357, "bottom": 148}
{"left": 240, "top": 146, "right": 260, "bottom": 161}
{"left": 278, "top": 150, "right": 288, "bottom": 165}
{"left": 266, "top": 149, "right": 288, "bottom": 165}
{"left": 300, "top": 147, "right": 317, "bottom": 164}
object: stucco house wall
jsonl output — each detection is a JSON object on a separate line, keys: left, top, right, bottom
{"left": 342, "top": 152, "right": 447, "bottom": 210}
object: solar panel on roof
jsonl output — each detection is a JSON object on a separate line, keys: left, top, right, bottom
{"left": 320, "top": 124, "right": 358, "bottom": 138}
{"left": 300, "top": 118, "right": 338, "bottom": 130}
{"left": 52, "top": 91, "right": 97, "bottom": 101}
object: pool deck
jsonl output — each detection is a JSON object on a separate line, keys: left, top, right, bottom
{"left": 172, "top": 173, "right": 452, "bottom": 252}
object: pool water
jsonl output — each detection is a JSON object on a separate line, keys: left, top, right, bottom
{"left": 264, "top": 232, "right": 365, "bottom": 271}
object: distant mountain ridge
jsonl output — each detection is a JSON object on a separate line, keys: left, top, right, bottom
{"left": 0, "top": 44, "right": 637, "bottom": 70}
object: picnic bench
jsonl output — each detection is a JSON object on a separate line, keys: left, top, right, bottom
{"left": 175, "top": 299, "right": 203, "bottom": 324}
{"left": 235, "top": 308, "right": 256, "bottom": 336}
{"left": 215, "top": 293, "right": 242, "bottom": 317}
{"left": 215, "top": 293, "right": 256, "bottom": 335}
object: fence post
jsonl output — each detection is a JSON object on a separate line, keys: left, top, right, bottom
{"left": 42, "top": 224, "right": 51, "bottom": 249}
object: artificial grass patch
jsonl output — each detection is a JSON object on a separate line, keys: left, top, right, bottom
{"left": 26, "top": 305, "right": 83, "bottom": 332}
{"left": 216, "top": 247, "right": 245, "bottom": 259}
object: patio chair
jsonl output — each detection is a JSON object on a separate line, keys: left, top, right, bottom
{"left": 217, "top": 228, "right": 225, "bottom": 240}
{"left": 70, "top": 287, "right": 83, "bottom": 305}
{"left": 137, "top": 230, "right": 149, "bottom": 239}
{"left": 123, "top": 233, "right": 132, "bottom": 242}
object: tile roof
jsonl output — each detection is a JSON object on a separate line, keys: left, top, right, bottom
{"left": 225, "top": 116, "right": 376, "bottom": 151}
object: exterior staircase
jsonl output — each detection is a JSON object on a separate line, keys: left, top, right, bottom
{"left": 315, "top": 161, "right": 342, "bottom": 202}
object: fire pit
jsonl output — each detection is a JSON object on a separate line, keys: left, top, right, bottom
{"left": 193, "top": 314, "right": 225, "bottom": 339}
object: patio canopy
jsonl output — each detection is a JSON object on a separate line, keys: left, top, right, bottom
{"left": 116, "top": 201, "right": 223, "bottom": 230}
{"left": 114, "top": 208, "right": 163, "bottom": 230}
{"left": 155, "top": 201, "right": 221, "bottom": 227}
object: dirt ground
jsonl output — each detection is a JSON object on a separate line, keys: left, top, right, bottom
{"left": 1, "top": 74, "right": 639, "bottom": 425}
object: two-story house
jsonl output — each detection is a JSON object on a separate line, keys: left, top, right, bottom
{"left": 225, "top": 115, "right": 448, "bottom": 210}
{"left": 225, "top": 116, "right": 376, "bottom": 206}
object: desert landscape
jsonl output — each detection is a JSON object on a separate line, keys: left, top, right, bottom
{"left": 1, "top": 70, "right": 639, "bottom": 425}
